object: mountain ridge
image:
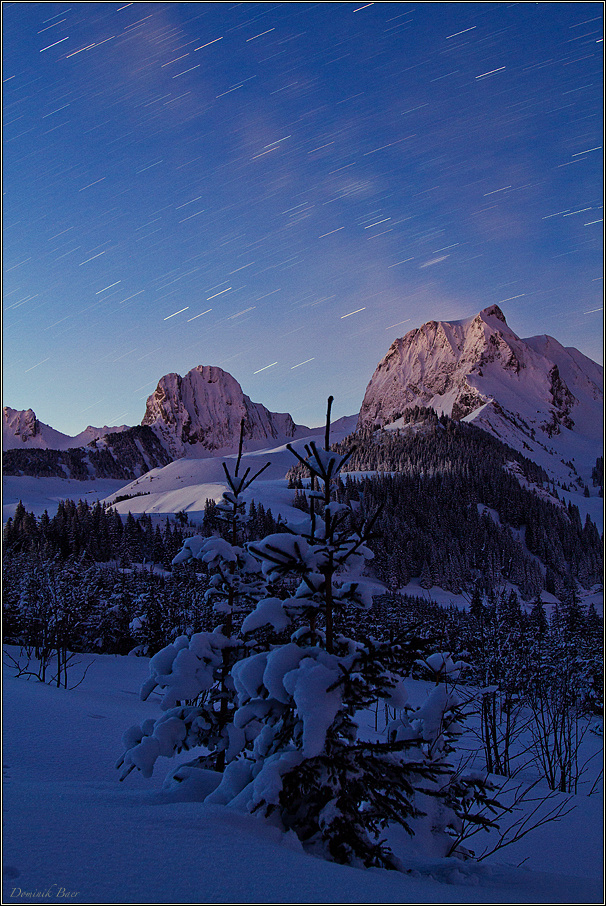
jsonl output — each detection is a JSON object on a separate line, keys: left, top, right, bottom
{"left": 3, "top": 366, "right": 310, "bottom": 461}
{"left": 2, "top": 406, "right": 129, "bottom": 452}
{"left": 357, "top": 306, "right": 602, "bottom": 486}
{"left": 4, "top": 307, "right": 602, "bottom": 486}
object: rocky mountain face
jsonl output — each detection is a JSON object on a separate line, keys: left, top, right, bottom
{"left": 3, "top": 407, "right": 41, "bottom": 447}
{"left": 141, "top": 364, "right": 300, "bottom": 458}
{"left": 3, "top": 365, "right": 304, "bottom": 476}
{"left": 358, "top": 305, "right": 603, "bottom": 483}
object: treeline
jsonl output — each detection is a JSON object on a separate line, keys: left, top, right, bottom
{"left": 4, "top": 499, "right": 187, "bottom": 567}
{"left": 2, "top": 492, "right": 281, "bottom": 659}
{"left": 369, "top": 590, "right": 602, "bottom": 698}
{"left": 592, "top": 455, "right": 603, "bottom": 495}
{"left": 3, "top": 497, "right": 280, "bottom": 567}
{"left": 369, "top": 589, "right": 603, "bottom": 790}
{"left": 288, "top": 417, "right": 602, "bottom": 597}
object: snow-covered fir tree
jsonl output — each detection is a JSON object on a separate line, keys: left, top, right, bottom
{"left": 199, "top": 399, "right": 497, "bottom": 868}
{"left": 117, "top": 421, "right": 272, "bottom": 780}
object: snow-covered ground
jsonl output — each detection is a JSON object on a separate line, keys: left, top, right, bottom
{"left": 2, "top": 647, "right": 603, "bottom": 904}
{"left": 2, "top": 476, "right": 127, "bottom": 522}
{"left": 399, "top": 576, "right": 603, "bottom": 616}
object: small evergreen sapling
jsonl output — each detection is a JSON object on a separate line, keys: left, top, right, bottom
{"left": 117, "top": 421, "right": 271, "bottom": 781}
{"left": 117, "top": 403, "right": 501, "bottom": 870}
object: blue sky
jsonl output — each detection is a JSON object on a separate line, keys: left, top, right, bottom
{"left": 3, "top": 1, "right": 603, "bottom": 434}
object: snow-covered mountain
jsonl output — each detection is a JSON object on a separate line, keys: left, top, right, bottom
{"left": 3, "top": 365, "right": 310, "bottom": 474}
{"left": 358, "top": 305, "right": 603, "bottom": 485}
{"left": 4, "top": 312, "right": 602, "bottom": 489}
{"left": 141, "top": 364, "right": 306, "bottom": 458}
{"left": 2, "top": 406, "right": 128, "bottom": 452}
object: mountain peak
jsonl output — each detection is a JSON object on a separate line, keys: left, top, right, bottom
{"left": 3, "top": 406, "right": 40, "bottom": 445}
{"left": 480, "top": 304, "right": 507, "bottom": 324}
{"left": 357, "top": 308, "right": 602, "bottom": 478}
{"left": 141, "top": 364, "right": 300, "bottom": 458}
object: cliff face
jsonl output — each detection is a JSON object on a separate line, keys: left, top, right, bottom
{"left": 3, "top": 407, "right": 40, "bottom": 446}
{"left": 4, "top": 363, "right": 304, "bottom": 471}
{"left": 358, "top": 304, "right": 601, "bottom": 432}
{"left": 141, "top": 364, "right": 298, "bottom": 458}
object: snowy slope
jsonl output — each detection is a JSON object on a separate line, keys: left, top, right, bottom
{"left": 3, "top": 406, "right": 128, "bottom": 452}
{"left": 0, "top": 417, "right": 362, "bottom": 525}
{"left": 102, "top": 420, "right": 358, "bottom": 525}
{"left": 2, "top": 476, "right": 129, "bottom": 522}
{"left": 358, "top": 306, "right": 603, "bottom": 486}
{"left": 2, "top": 648, "right": 603, "bottom": 904}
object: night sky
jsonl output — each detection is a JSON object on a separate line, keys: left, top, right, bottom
{"left": 3, "top": 1, "right": 603, "bottom": 436}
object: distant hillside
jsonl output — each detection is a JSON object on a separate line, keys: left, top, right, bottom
{"left": 3, "top": 425, "right": 171, "bottom": 481}
{"left": 287, "top": 413, "right": 602, "bottom": 599}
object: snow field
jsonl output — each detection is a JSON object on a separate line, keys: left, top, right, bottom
{"left": 2, "top": 647, "right": 603, "bottom": 904}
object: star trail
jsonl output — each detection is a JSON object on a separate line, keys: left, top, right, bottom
{"left": 3, "top": 1, "right": 603, "bottom": 435}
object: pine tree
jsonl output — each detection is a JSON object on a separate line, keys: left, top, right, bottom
{"left": 528, "top": 595, "right": 548, "bottom": 638}
{"left": 420, "top": 559, "right": 433, "bottom": 590}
